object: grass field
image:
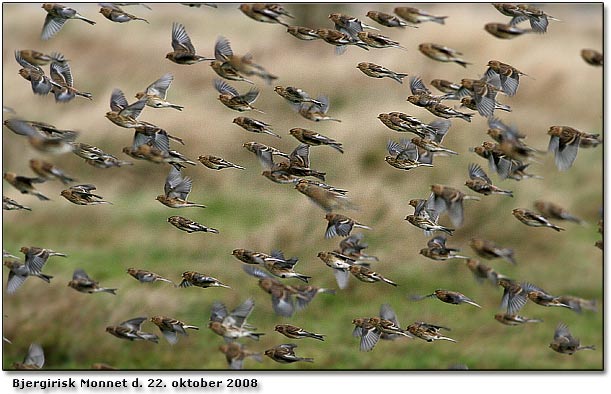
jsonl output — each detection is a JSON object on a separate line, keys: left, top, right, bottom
{"left": 2, "top": 3, "right": 603, "bottom": 370}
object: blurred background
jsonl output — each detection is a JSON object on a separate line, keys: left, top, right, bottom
{"left": 2, "top": 3, "right": 603, "bottom": 370}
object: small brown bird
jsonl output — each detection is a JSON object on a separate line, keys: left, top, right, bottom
{"left": 198, "top": 155, "right": 244, "bottom": 170}
{"left": 336, "top": 233, "right": 379, "bottom": 262}
{"left": 99, "top": 3, "right": 149, "bottom": 23}
{"left": 264, "top": 344, "right": 313, "bottom": 363}
{"left": 512, "top": 208, "right": 565, "bottom": 231}
{"left": 286, "top": 26, "right": 320, "bottom": 40}
{"left": 105, "top": 317, "right": 159, "bottom": 343}
{"left": 417, "top": 100, "right": 473, "bottom": 122}
{"left": 243, "top": 141, "right": 289, "bottom": 168}
{"left": 405, "top": 213, "right": 454, "bottom": 236}
{"left": 325, "top": 213, "right": 371, "bottom": 239}
{"left": 283, "top": 282, "right": 332, "bottom": 312}
{"left": 420, "top": 235, "right": 469, "bottom": 261}
{"left": 498, "top": 278, "right": 528, "bottom": 315}
{"left": 219, "top": 343, "right": 263, "bottom": 370}
{"left": 418, "top": 43, "right": 470, "bottom": 67}
{"left": 515, "top": 4, "right": 560, "bottom": 33}
{"left": 41, "top": 3, "right": 96, "bottom": 40}
{"left": 465, "top": 258, "right": 506, "bottom": 285}
{"left": 275, "top": 324, "right": 325, "bottom": 341}
{"left": 215, "top": 79, "right": 263, "bottom": 113}
{"left": 105, "top": 89, "right": 147, "bottom": 129}
{"left": 289, "top": 128, "right": 343, "bottom": 153}
{"left": 465, "top": 163, "right": 513, "bottom": 197}
{"left": 352, "top": 317, "right": 381, "bottom": 352}
{"left": 317, "top": 251, "right": 356, "bottom": 289}
{"left": 410, "top": 289, "right": 481, "bottom": 307}
{"left": 135, "top": 73, "right": 184, "bottom": 111}
{"left": 547, "top": 125, "right": 598, "bottom": 171}
{"left": 214, "top": 36, "right": 277, "bottom": 84}
{"left": 357, "top": 31, "right": 407, "bottom": 50}
{"left": 298, "top": 96, "right": 341, "bottom": 122}
{"left": 274, "top": 86, "right": 322, "bottom": 106}
{"left": 386, "top": 139, "right": 434, "bottom": 171}
{"left": 15, "top": 51, "right": 59, "bottom": 96}
{"left": 179, "top": 271, "right": 230, "bottom": 289}
{"left": 455, "top": 78, "right": 503, "bottom": 118}
{"left": 429, "top": 184, "right": 480, "bottom": 227}
{"left": 126, "top": 268, "right": 175, "bottom": 286}
{"left": 557, "top": 295, "right": 597, "bottom": 314}
{"left": 4, "top": 260, "right": 53, "bottom": 294}
{"left": 549, "top": 323, "right": 595, "bottom": 355}
{"left": 168, "top": 215, "right": 219, "bottom": 234}
{"left": 484, "top": 23, "right": 532, "bottom": 39}
{"left": 406, "top": 322, "right": 456, "bottom": 343}
{"left": 484, "top": 60, "right": 527, "bottom": 96}
{"left": 210, "top": 36, "right": 256, "bottom": 83}
{"left": 61, "top": 184, "right": 111, "bottom": 205}
{"left": 522, "top": 283, "right": 573, "bottom": 309}
{"left": 166, "top": 22, "right": 213, "bottom": 64}
{"left": 367, "top": 316, "right": 412, "bottom": 340}
{"left": 232, "top": 249, "right": 285, "bottom": 265}
{"left": 581, "top": 49, "right": 603, "bottom": 66}
{"left": 48, "top": 59, "right": 92, "bottom": 102}
{"left": 150, "top": 316, "right": 199, "bottom": 345}
{"left": 469, "top": 237, "right": 516, "bottom": 265}
{"left": 357, "top": 62, "right": 408, "bottom": 84}
{"left": 3, "top": 196, "right": 31, "bottom": 211}
{"left": 349, "top": 265, "right": 397, "bottom": 286}
{"left": 68, "top": 269, "right": 117, "bottom": 294}
{"left": 208, "top": 297, "right": 263, "bottom": 342}
{"left": 261, "top": 250, "right": 311, "bottom": 283}
{"left": 241, "top": 265, "right": 297, "bottom": 317}
{"left": 233, "top": 117, "right": 279, "bottom": 138}
{"left": 329, "top": 12, "right": 379, "bottom": 37}
{"left": 377, "top": 304, "right": 408, "bottom": 341}
{"left": 20, "top": 245, "right": 67, "bottom": 259}
{"left": 29, "top": 159, "right": 75, "bottom": 185}
{"left": 430, "top": 79, "right": 461, "bottom": 95}
{"left": 4, "top": 118, "right": 76, "bottom": 154}
{"left": 12, "top": 343, "right": 45, "bottom": 370}
{"left": 273, "top": 144, "right": 326, "bottom": 181}
{"left": 534, "top": 200, "right": 584, "bottom": 224}
{"left": 366, "top": 10, "right": 413, "bottom": 28}
{"left": 492, "top": 3, "right": 524, "bottom": 19}
{"left": 157, "top": 167, "right": 206, "bottom": 208}
{"left": 295, "top": 179, "right": 353, "bottom": 212}
{"left": 239, "top": 4, "right": 293, "bottom": 27}
{"left": 411, "top": 136, "right": 457, "bottom": 156}
{"left": 316, "top": 28, "right": 369, "bottom": 55}
{"left": 379, "top": 112, "right": 449, "bottom": 138}
{"left": 3, "top": 172, "right": 49, "bottom": 201}
{"left": 494, "top": 313, "right": 542, "bottom": 326}
{"left": 393, "top": 7, "right": 447, "bottom": 24}
{"left": 210, "top": 59, "right": 254, "bottom": 85}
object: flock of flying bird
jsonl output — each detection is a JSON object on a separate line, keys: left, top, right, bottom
{"left": 3, "top": 3, "right": 602, "bottom": 370}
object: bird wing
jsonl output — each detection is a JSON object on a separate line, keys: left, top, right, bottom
{"left": 171, "top": 22, "right": 196, "bottom": 53}
{"left": 146, "top": 73, "right": 174, "bottom": 98}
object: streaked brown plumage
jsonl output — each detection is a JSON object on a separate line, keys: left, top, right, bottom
{"left": 512, "top": 208, "right": 565, "bottom": 231}
{"left": 179, "top": 271, "right": 230, "bottom": 289}
{"left": 61, "top": 184, "right": 112, "bottom": 205}
{"left": 3, "top": 172, "right": 50, "bottom": 201}
{"left": 393, "top": 7, "right": 447, "bottom": 24}
{"left": 41, "top": 3, "right": 96, "bottom": 40}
